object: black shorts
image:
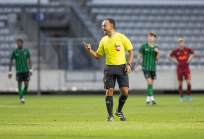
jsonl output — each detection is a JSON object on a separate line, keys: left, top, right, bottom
{"left": 16, "top": 72, "right": 30, "bottom": 81}
{"left": 103, "top": 64, "right": 129, "bottom": 89}
{"left": 142, "top": 70, "right": 157, "bottom": 80}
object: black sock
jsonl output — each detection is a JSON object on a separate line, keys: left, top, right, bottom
{"left": 117, "top": 94, "right": 128, "bottom": 112}
{"left": 105, "top": 96, "right": 113, "bottom": 117}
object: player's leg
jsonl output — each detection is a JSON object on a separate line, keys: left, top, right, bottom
{"left": 23, "top": 81, "right": 29, "bottom": 95}
{"left": 143, "top": 70, "right": 153, "bottom": 104}
{"left": 150, "top": 79, "right": 156, "bottom": 104}
{"left": 23, "top": 72, "right": 30, "bottom": 95}
{"left": 178, "top": 80, "right": 184, "bottom": 101}
{"left": 16, "top": 73, "right": 24, "bottom": 104}
{"left": 104, "top": 66, "right": 115, "bottom": 121}
{"left": 18, "top": 81, "right": 23, "bottom": 99}
{"left": 184, "top": 68, "right": 192, "bottom": 101}
{"left": 18, "top": 81, "right": 25, "bottom": 104}
{"left": 150, "top": 71, "right": 156, "bottom": 104}
{"left": 146, "top": 78, "right": 154, "bottom": 104}
{"left": 177, "top": 69, "right": 184, "bottom": 101}
{"left": 186, "top": 79, "right": 192, "bottom": 101}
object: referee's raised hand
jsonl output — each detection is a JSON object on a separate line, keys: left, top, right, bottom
{"left": 83, "top": 42, "right": 91, "bottom": 51}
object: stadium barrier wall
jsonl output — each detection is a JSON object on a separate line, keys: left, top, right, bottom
{"left": 0, "top": 69, "right": 203, "bottom": 93}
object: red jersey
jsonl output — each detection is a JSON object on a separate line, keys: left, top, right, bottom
{"left": 170, "top": 47, "right": 194, "bottom": 69}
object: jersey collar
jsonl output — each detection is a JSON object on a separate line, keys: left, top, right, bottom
{"left": 147, "top": 43, "right": 155, "bottom": 48}
{"left": 108, "top": 32, "right": 118, "bottom": 38}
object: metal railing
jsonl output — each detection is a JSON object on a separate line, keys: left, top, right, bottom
{"left": 21, "top": 9, "right": 58, "bottom": 69}
{"left": 70, "top": 6, "right": 94, "bottom": 38}
{"left": 49, "top": 37, "right": 104, "bottom": 82}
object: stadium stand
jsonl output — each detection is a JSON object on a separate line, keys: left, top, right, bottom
{"left": 0, "top": 0, "right": 66, "bottom": 70}
{"left": 86, "top": 0, "right": 204, "bottom": 70}
{"left": 0, "top": 0, "right": 203, "bottom": 91}
{"left": 0, "top": 0, "right": 203, "bottom": 71}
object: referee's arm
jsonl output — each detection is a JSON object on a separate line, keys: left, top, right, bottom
{"left": 127, "top": 49, "right": 134, "bottom": 64}
{"left": 126, "top": 49, "right": 134, "bottom": 74}
{"left": 83, "top": 42, "right": 102, "bottom": 60}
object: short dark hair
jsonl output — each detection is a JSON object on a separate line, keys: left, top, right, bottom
{"left": 105, "top": 18, "right": 115, "bottom": 29}
{"left": 148, "top": 32, "right": 157, "bottom": 38}
{"left": 16, "top": 39, "right": 23, "bottom": 43}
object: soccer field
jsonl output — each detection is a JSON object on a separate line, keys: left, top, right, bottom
{"left": 0, "top": 95, "right": 203, "bottom": 139}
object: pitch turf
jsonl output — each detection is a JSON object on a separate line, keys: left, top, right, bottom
{"left": 0, "top": 95, "right": 204, "bottom": 139}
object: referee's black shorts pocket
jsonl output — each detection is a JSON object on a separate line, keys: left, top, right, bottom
{"left": 117, "top": 74, "right": 129, "bottom": 88}
{"left": 103, "top": 66, "right": 116, "bottom": 89}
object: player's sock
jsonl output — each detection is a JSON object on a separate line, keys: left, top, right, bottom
{"left": 179, "top": 85, "right": 183, "bottom": 97}
{"left": 117, "top": 94, "right": 128, "bottom": 112}
{"left": 151, "top": 96, "right": 155, "bottom": 101}
{"left": 146, "top": 96, "right": 150, "bottom": 102}
{"left": 187, "top": 85, "right": 191, "bottom": 95}
{"left": 106, "top": 96, "right": 113, "bottom": 117}
{"left": 148, "top": 84, "right": 153, "bottom": 96}
{"left": 23, "top": 84, "right": 28, "bottom": 95}
{"left": 18, "top": 84, "right": 23, "bottom": 99}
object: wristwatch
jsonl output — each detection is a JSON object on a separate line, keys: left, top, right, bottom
{"left": 127, "top": 63, "right": 132, "bottom": 67}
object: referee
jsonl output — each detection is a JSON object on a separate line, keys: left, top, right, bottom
{"left": 83, "top": 18, "right": 134, "bottom": 121}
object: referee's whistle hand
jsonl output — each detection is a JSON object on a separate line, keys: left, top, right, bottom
{"left": 125, "top": 65, "right": 131, "bottom": 75}
{"left": 83, "top": 42, "right": 91, "bottom": 51}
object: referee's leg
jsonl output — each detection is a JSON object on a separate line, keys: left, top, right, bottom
{"left": 103, "top": 66, "right": 115, "bottom": 120}
{"left": 106, "top": 88, "right": 114, "bottom": 117}
{"left": 117, "top": 87, "right": 128, "bottom": 112}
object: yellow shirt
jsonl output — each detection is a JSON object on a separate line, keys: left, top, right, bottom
{"left": 96, "top": 32, "right": 133, "bottom": 65}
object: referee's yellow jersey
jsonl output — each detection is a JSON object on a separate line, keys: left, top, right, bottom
{"left": 96, "top": 32, "right": 133, "bottom": 65}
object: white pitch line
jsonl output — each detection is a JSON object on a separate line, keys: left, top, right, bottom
{"left": 0, "top": 105, "right": 17, "bottom": 108}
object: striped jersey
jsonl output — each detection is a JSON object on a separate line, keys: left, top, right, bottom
{"left": 139, "top": 43, "right": 158, "bottom": 71}
{"left": 11, "top": 48, "right": 30, "bottom": 73}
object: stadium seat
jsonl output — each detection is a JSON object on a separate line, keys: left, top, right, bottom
{"left": 88, "top": 3, "right": 204, "bottom": 69}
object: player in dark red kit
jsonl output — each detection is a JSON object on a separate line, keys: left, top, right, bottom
{"left": 167, "top": 38, "right": 196, "bottom": 102}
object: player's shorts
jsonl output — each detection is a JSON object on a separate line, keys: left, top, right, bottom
{"left": 177, "top": 67, "right": 191, "bottom": 81}
{"left": 142, "top": 70, "right": 157, "bottom": 80}
{"left": 16, "top": 72, "right": 30, "bottom": 82}
{"left": 103, "top": 64, "right": 129, "bottom": 89}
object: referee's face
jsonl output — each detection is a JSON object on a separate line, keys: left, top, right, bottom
{"left": 102, "top": 20, "right": 112, "bottom": 36}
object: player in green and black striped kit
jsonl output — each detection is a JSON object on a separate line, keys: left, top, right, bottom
{"left": 8, "top": 39, "right": 32, "bottom": 104}
{"left": 134, "top": 32, "right": 160, "bottom": 105}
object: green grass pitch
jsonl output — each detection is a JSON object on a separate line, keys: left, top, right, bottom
{"left": 0, "top": 95, "right": 204, "bottom": 139}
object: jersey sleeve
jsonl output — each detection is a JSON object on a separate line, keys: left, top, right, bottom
{"left": 10, "top": 50, "right": 16, "bottom": 59}
{"left": 139, "top": 45, "right": 144, "bottom": 54}
{"left": 27, "top": 49, "right": 31, "bottom": 58}
{"left": 122, "top": 35, "right": 133, "bottom": 51}
{"left": 187, "top": 48, "right": 194, "bottom": 54}
{"left": 96, "top": 40, "right": 104, "bottom": 56}
{"left": 170, "top": 49, "right": 176, "bottom": 56}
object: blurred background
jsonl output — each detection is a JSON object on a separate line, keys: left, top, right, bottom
{"left": 0, "top": 0, "right": 203, "bottom": 94}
